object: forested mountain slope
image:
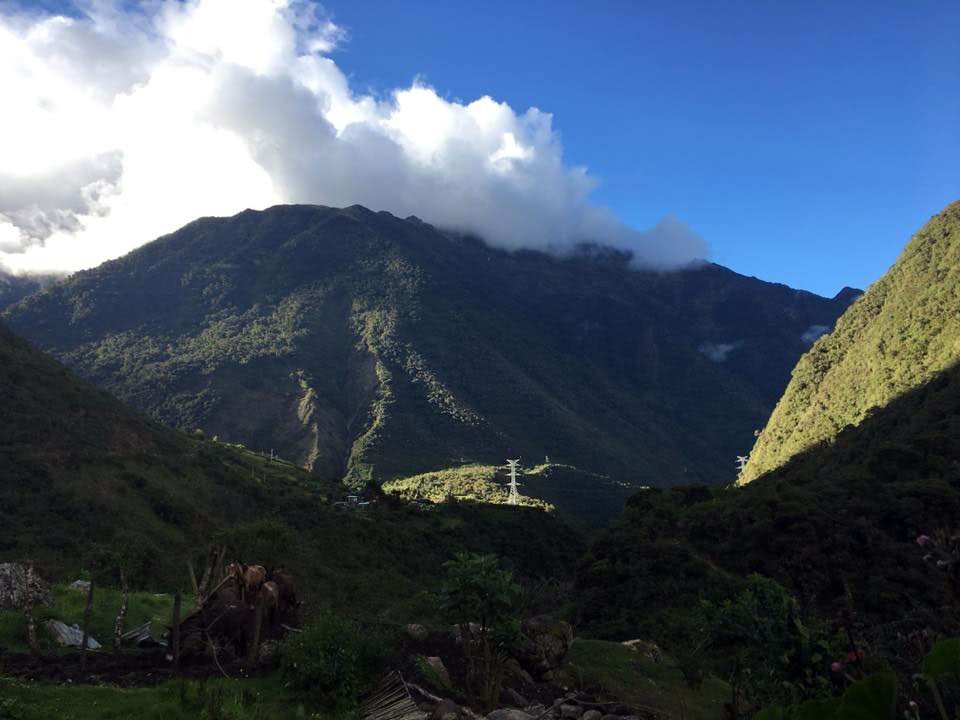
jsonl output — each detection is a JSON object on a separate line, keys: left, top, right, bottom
{"left": 740, "top": 200, "right": 960, "bottom": 483}
{"left": 0, "top": 321, "right": 583, "bottom": 606}
{"left": 4, "top": 205, "right": 855, "bottom": 488}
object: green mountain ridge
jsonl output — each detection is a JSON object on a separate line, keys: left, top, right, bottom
{"left": 575, "top": 200, "right": 960, "bottom": 668}
{"left": 3, "top": 204, "right": 856, "bottom": 498}
{"left": 740, "top": 200, "right": 960, "bottom": 483}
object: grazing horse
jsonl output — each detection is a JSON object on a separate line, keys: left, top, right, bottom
{"left": 227, "top": 562, "right": 267, "bottom": 605}
{"left": 268, "top": 566, "right": 298, "bottom": 612}
{"left": 259, "top": 581, "right": 280, "bottom": 628}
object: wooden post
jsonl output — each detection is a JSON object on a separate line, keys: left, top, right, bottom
{"left": 172, "top": 590, "right": 181, "bottom": 674}
{"left": 113, "top": 567, "right": 129, "bottom": 655}
{"left": 245, "top": 593, "right": 264, "bottom": 670}
{"left": 80, "top": 577, "right": 95, "bottom": 672}
{"left": 198, "top": 546, "right": 214, "bottom": 598}
{"left": 214, "top": 546, "right": 226, "bottom": 588}
{"left": 187, "top": 561, "right": 201, "bottom": 607}
{"left": 23, "top": 560, "right": 39, "bottom": 656}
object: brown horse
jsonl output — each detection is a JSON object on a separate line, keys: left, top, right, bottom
{"left": 227, "top": 562, "right": 267, "bottom": 605}
{"left": 259, "top": 581, "right": 280, "bottom": 628}
{"left": 268, "top": 566, "right": 298, "bottom": 612}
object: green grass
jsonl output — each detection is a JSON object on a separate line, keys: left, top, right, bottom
{"left": 383, "top": 463, "right": 635, "bottom": 531}
{"left": 564, "top": 639, "right": 729, "bottom": 720}
{"left": 0, "top": 585, "right": 173, "bottom": 655}
{"left": 382, "top": 464, "right": 552, "bottom": 510}
{"left": 0, "top": 676, "right": 298, "bottom": 720}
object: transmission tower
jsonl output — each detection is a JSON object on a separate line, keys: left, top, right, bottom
{"left": 505, "top": 458, "right": 522, "bottom": 505}
{"left": 735, "top": 455, "right": 749, "bottom": 472}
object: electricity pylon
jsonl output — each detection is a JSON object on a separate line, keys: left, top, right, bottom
{"left": 505, "top": 458, "right": 522, "bottom": 505}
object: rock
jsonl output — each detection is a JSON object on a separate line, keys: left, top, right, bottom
{"left": 0, "top": 563, "right": 55, "bottom": 609}
{"left": 621, "top": 639, "right": 662, "bottom": 664}
{"left": 67, "top": 580, "right": 91, "bottom": 593}
{"left": 257, "top": 639, "right": 279, "bottom": 667}
{"left": 503, "top": 658, "right": 535, "bottom": 687}
{"left": 120, "top": 621, "right": 155, "bottom": 647}
{"left": 423, "top": 656, "right": 451, "bottom": 687}
{"left": 452, "top": 622, "right": 482, "bottom": 644}
{"left": 559, "top": 705, "right": 583, "bottom": 719}
{"left": 432, "top": 699, "right": 461, "bottom": 720}
{"left": 486, "top": 710, "right": 534, "bottom": 720}
{"left": 582, "top": 711, "right": 601, "bottom": 720}
{"left": 499, "top": 687, "right": 529, "bottom": 708}
{"left": 406, "top": 624, "right": 429, "bottom": 641}
{"left": 519, "top": 615, "right": 574, "bottom": 677}
{"left": 45, "top": 619, "right": 101, "bottom": 649}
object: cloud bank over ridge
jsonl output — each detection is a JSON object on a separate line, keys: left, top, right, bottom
{"left": 0, "top": 0, "right": 707, "bottom": 273}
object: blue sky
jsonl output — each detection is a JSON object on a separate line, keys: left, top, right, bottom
{"left": 320, "top": 0, "right": 959, "bottom": 296}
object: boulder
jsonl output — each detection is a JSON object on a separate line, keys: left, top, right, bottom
{"left": 486, "top": 710, "right": 534, "bottom": 720}
{"left": 432, "top": 699, "right": 462, "bottom": 720}
{"left": 499, "top": 687, "right": 529, "bottom": 708}
{"left": 503, "top": 658, "right": 535, "bottom": 688}
{"left": 582, "top": 711, "right": 602, "bottom": 720}
{"left": 559, "top": 705, "right": 583, "bottom": 720}
{"left": 67, "top": 580, "right": 91, "bottom": 593}
{"left": 621, "top": 639, "right": 662, "bottom": 663}
{"left": 423, "top": 656, "right": 451, "bottom": 687}
{"left": 406, "top": 624, "right": 429, "bottom": 641}
{"left": 0, "top": 563, "right": 55, "bottom": 609}
{"left": 45, "top": 619, "right": 101, "bottom": 649}
{"left": 519, "top": 616, "right": 573, "bottom": 677}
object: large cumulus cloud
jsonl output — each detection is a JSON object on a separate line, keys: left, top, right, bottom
{"left": 0, "top": 0, "right": 707, "bottom": 273}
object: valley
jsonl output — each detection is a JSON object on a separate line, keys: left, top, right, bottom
{"left": 1, "top": 201, "right": 958, "bottom": 720}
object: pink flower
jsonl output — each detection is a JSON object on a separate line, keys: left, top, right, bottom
{"left": 831, "top": 661, "right": 844, "bottom": 673}
{"left": 916, "top": 534, "right": 932, "bottom": 546}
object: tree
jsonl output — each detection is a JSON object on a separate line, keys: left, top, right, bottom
{"left": 440, "top": 552, "right": 521, "bottom": 711}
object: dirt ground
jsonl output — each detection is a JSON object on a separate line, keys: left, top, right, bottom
{"left": 0, "top": 648, "right": 268, "bottom": 686}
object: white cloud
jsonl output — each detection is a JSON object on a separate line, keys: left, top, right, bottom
{"left": 698, "top": 341, "right": 743, "bottom": 362}
{"left": 801, "top": 324, "right": 831, "bottom": 345}
{"left": 0, "top": 0, "right": 708, "bottom": 274}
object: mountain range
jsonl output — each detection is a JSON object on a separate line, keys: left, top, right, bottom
{"left": 2, "top": 204, "right": 858, "bottom": 494}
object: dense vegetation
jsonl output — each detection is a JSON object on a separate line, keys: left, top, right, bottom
{"left": 0, "top": 321, "right": 584, "bottom": 613}
{"left": 0, "top": 270, "right": 60, "bottom": 311}
{"left": 3, "top": 205, "right": 855, "bottom": 499}
{"left": 576, "top": 356, "right": 960, "bottom": 693}
{"left": 741, "top": 200, "right": 960, "bottom": 483}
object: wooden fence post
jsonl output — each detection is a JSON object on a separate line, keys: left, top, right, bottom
{"left": 172, "top": 590, "right": 181, "bottom": 674}
{"left": 23, "top": 560, "right": 39, "bottom": 656}
{"left": 80, "top": 577, "right": 95, "bottom": 672}
{"left": 245, "top": 593, "right": 264, "bottom": 670}
{"left": 113, "top": 567, "right": 129, "bottom": 655}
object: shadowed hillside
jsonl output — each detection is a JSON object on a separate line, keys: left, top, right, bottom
{"left": 3, "top": 204, "right": 856, "bottom": 493}
{"left": 0, "top": 321, "right": 584, "bottom": 613}
{"left": 577, "top": 351, "right": 960, "bottom": 650}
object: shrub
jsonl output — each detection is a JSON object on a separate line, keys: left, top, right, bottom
{"left": 281, "top": 610, "right": 387, "bottom": 712}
